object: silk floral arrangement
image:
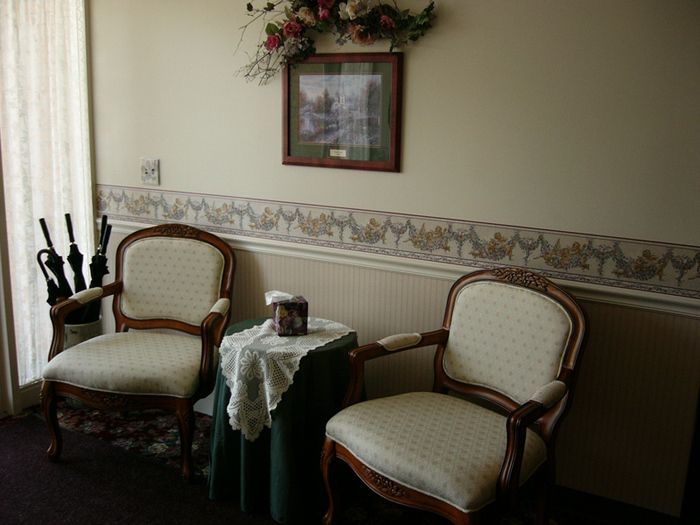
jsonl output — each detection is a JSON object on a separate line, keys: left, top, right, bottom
{"left": 239, "top": 0, "right": 436, "bottom": 84}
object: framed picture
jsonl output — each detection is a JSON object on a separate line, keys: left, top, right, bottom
{"left": 283, "top": 53, "right": 403, "bottom": 172}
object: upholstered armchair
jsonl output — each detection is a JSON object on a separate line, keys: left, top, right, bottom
{"left": 322, "top": 268, "right": 586, "bottom": 524}
{"left": 41, "top": 224, "right": 235, "bottom": 480}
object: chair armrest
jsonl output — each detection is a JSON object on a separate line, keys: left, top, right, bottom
{"left": 48, "top": 281, "right": 123, "bottom": 361}
{"left": 529, "top": 380, "right": 567, "bottom": 408}
{"left": 497, "top": 400, "right": 548, "bottom": 502}
{"left": 197, "top": 298, "right": 232, "bottom": 396}
{"left": 497, "top": 379, "right": 570, "bottom": 499}
{"left": 200, "top": 298, "right": 231, "bottom": 345}
{"left": 50, "top": 282, "right": 121, "bottom": 321}
{"left": 342, "top": 328, "right": 449, "bottom": 407}
{"left": 71, "top": 287, "right": 104, "bottom": 305}
{"left": 377, "top": 332, "right": 423, "bottom": 351}
{"left": 209, "top": 298, "right": 230, "bottom": 317}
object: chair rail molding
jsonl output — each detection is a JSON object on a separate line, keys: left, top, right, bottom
{"left": 98, "top": 185, "right": 700, "bottom": 318}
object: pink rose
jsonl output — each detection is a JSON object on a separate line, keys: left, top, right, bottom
{"left": 380, "top": 15, "right": 396, "bottom": 30}
{"left": 283, "top": 20, "right": 303, "bottom": 38}
{"left": 318, "top": 7, "right": 331, "bottom": 21}
{"left": 318, "top": 0, "right": 335, "bottom": 8}
{"left": 264, "top": 33, "right": 282, "bottom": 51}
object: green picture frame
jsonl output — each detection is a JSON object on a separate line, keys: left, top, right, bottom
{"left": 283, "top": 53, "right": 403, "bottom": 172}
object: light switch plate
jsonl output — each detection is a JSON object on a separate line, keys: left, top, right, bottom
{"left": 140, "top": 157, "right": 160, "bottom": 185}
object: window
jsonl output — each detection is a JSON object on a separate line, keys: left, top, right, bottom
{"left": 0, "top": 0, "right": 94, "bottom": 397}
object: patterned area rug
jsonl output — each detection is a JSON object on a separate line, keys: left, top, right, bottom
{"left": 56, "top": 400, "right": 211, "bottom": 479}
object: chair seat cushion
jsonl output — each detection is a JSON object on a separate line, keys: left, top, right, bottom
{"left": 42, "top": 331, "right": 202, "bottom": 398}
{"left": 326, "top": 391, "right": 546, "bottom": 513}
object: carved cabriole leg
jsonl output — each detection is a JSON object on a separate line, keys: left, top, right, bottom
{"left": 40, "top": 381, "right": 62, "bottom": 461}
{"left": 175, "top": 399, "right": 194, "bottom": 481}
{"left": 321, "top": 438, "right": 337, "bottom": 525}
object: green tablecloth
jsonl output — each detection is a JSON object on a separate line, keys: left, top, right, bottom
{"left": 208, "top": 318, "right": 357, "bottom": 524}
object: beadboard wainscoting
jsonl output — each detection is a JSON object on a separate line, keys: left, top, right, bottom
{"left": 101, "top": 222, "right": 699, "bottom": 518}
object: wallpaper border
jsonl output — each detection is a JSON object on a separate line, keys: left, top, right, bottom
{"left": 97, "top": 184, "right": 700, "bottom": 300}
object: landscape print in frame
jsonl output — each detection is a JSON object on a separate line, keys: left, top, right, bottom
{"left": 283, "top": 53, "right": 403, "bottom": 172}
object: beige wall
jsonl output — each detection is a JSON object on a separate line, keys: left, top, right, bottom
{"left": 89, "top": 0, "right": 700, "bottom": 518}
{"left": 89, "top": 0, "right": 700, "bottom": 245}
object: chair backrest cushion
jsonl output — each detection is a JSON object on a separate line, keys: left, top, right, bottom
{"left": 119, "top": 236, "right": 225, "bottom": 326}
{"left": 443, "top": 280, "right": 572, "bottom": 403}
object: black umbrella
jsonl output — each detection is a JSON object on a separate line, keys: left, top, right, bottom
{"left": 64, "top": 213, "right": 87, "bottom": 293}
{"left": 84, "top": 216, "right": 111, "bottom": 322}
{"left": 38, "top": 218, "right": 73, "bottom": 300}
{"left": 89, "top": 217, "right": 111, "bottom": 287}
{"left": 36, "top": 249, "right": 61, "bottom": 306}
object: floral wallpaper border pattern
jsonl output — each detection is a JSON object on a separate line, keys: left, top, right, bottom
{"left": 97, "top": 185, "right": 700, "bottom": 299}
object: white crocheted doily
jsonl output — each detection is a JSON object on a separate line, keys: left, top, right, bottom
{"left": 219, "top": 318, "right": 353, "bottom": 441}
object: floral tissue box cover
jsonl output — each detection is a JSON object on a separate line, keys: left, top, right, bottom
{"left": 272, "top": 296, "right": 308, "bottom": 336}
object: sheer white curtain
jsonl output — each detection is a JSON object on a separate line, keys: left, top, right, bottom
{"left": 0, "top": 0, "right": 94, "bottom": 386}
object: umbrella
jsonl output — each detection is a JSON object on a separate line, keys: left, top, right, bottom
{"left": 38, "top": 218, "right": 73, "bottom": 300}
{"left": 64, "top": 213, "right": 87, "bottom": 293}
{"left": 84, "top": 216, "right": 111, "bottom": 323}
{"left": 89, "top": 217, "right": 111, "bottom": 288}
{"left": 36, "top": 249, "right": 61, "bottom": 305}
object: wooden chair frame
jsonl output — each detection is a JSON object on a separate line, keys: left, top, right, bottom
{"left": 321, "top": 268, "right": 586, "bottom": 524}
{"left": 41, "top": 223, "right": 236, "bottom": 480}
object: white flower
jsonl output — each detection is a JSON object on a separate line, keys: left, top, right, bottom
{"left": 341, "top": 0, "right": 379, "bottom": 21}
{"left": 347, "top": 0, "right": 362, "bottom": 19}
{"left": 297, "top": 7, "right": 316, "bottom": 26}
{"left": 283, "top": 37, "right": 300, "bottom": 54}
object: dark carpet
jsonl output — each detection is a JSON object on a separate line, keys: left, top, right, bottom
{"left": 0, "top": 412, "right": 269, "bottom": 525}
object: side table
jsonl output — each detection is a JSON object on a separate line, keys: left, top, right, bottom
{"left": 208, "top": 317, "right": 358, "bottom": 524}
